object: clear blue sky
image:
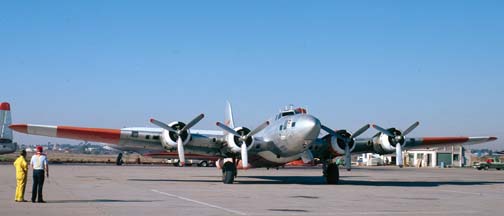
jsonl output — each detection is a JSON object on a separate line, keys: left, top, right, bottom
{"left": 1, "top": 1, "right": 503, "bottom": 149}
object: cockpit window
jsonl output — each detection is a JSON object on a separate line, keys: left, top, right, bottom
{"left": 281, "top": 111, "right": 295, "bottom": 117}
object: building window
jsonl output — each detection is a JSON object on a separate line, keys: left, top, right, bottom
{"left": 453, "top": 154, "right": 460, "bottom": 161}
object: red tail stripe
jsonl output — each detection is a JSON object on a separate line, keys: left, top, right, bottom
{"left": 0, "top": 102, "right": 10, "bottom": 111}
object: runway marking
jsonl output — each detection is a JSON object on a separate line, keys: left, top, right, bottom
{"left": 151, "top": 189, "right": 247, "bottom": 216}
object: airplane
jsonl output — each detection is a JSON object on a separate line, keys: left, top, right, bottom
{"left": 0, "top": 102, "right": 18, "bottom": 155}
{"left": 9, "top": 102, "right": 498, "bottom": 184}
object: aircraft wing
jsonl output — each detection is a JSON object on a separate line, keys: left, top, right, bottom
{"left": 9, "top": 124, "right": 227, "bottom": 157}
{"left": 403, "top": 136, "right": 498, "bottom": 149}
{"left": 352, "top": 136, "right": 497, "bottom": 154}
{"left": 312, "top": 135, "right": 497, "bottom": 158}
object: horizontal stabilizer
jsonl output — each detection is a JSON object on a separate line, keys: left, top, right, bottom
{"left": 10, "top": 124, "right": 121, "bottom": 144}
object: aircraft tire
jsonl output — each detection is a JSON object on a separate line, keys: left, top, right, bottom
{"left": 222, "top": 162, "right": 236, "bottom": 184}
{"left": 199, "top": 161, "right": 209, "bottom": 167}
{"left": 326, "top": 164, "right": 340, "bottom": 184}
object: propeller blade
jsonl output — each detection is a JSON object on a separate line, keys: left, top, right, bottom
{"left": 177, "top": 137, "right": 185, "bottom": 166}
{"left": 216, "top": 122, "right": 241, "bottom": 137}
{"left": 371, "top": 124, "right": 394, "bottom": 137}
{"left": 181, "top": 113, "right": 205, "bottom": 132}
{"left": 402, "top": 121, "right": 420, "bottom": 136}
{"left": 241, "top": 141, "right": 248, "bottom": 168}
{"left": 245, "top": 121, "right": 270, "bottom": 139}
{"left": 396, "top": 143, "right": 403, "bottom": 167}
{"left": 150, "top": 118, "right": 177, "bottom": 133}
{"left": 321, "top": 125, "right": 346, "bottom": 141}
{"left": 351, "top": 124, "right": 371, "bottom": 139}
{"left": 344, "top": 143, "right": 351, "bottom": 171}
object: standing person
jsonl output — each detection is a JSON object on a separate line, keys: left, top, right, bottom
{"left": 13, "top": 149, "right": 28, "bottom": 202}
{"left": 30, "top": 146, "right": 49, "bottom": 203}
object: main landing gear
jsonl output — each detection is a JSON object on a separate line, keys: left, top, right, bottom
{"left": 222, "top": 161, "right": 237, "bottom": 184}
{"left": 323, "top": 161, "right": 340, "bottom": 184}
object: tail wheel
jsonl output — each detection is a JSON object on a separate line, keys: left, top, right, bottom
{"left": 325, "top": 164, "right": 340, "bottom": 184}
{"left": 222, "top": 161, "right": 236, "bottom": 184}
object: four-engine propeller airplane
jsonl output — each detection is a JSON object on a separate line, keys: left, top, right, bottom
{"left": 8, "top": 101, "right": 498, "bottom": 184}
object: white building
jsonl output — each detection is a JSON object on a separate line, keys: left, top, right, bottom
{"left": 360, "top": 145, "right": 467, "bottom": 168}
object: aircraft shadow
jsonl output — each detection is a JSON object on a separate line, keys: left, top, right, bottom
{"left": 130, "top": 176, "right": 504, "bottom": 187}
{"left": 129, "top": 178, "right": 224, "bottom": 183}
{"left": 47, "top": 199, "right": 160, "bottom": 203}
{"left": 340, "top": 180, "right": 504, "bottom": 187}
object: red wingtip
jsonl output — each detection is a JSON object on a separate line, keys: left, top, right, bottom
{"left": 9, "top": 124, "right": 28, "bottom": 133}
{"left": 150, "top": 118, "right": 155, "bottom": 123}
{"left": 216, "top": 122, "right": 221, "bottom": 126}
{"left": 489, "top": 137, "right": 498, "bottom": 141}
{"left": 0, "top": 102, "right": 10, "bottom": 111}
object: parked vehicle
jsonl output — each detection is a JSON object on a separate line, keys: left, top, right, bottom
{"left": 164, "top": 158, "right": 214, "bottom": 167}
{"left": 472, "top": 158, "right": 504, "bottom": 170}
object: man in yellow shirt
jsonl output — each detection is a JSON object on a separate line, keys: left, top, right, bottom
{"left": 13, "top": 149, "right": 28, "bottom": 202}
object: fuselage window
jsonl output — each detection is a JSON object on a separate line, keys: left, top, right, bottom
{"left": 279, "top": 125, "right": 283, "bottom": 131}
{"left": 146, "top": 135, "right": 150, "bottom": 140}
{"left": 291, "top": 122, "right": 296, "bottom": 128}
{"left": 131, "top": 131, "right": 139, "bottom": 138}
{"left": 153, "top": 135, "right": 160, "bottom": 140}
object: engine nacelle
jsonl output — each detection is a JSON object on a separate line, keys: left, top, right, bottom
{"left": 226, "top": 127, "right": 254, "bottom": 153}
{"left": 160, "top": 121, "right": 191, "bottom": 149}
{"left": 327, "top": 130, "right": 356, "bottom": 156}
{"left": 372, "top": 128, "right": 406, "bottom": 153}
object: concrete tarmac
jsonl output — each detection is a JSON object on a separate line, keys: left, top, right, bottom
{"left": 1, "top": 164, "right": 503, "bottom": 216}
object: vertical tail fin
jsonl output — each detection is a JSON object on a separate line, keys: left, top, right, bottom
{"left": 225, "top": 101, "right": 235, "bottom": 129}
{"left": 0, "top": 102, "right": 13, "bottom": 142}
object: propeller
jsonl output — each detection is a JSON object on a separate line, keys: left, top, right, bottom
{"left": 322, "top": 124, "right": 370, "bottom": 171}
{"left": 216, "top": 121, "right": 269, "bottom": 168}
{"left": 371, "top": 121, "right": 419, "bottom": 168}
{"left": 150, "top": 113, "right": 205, "bottom": 166}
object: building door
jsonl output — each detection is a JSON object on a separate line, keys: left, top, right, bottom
{"left": 426, "top": 153, "right": 432, "bottom": 167}
{"left": 437, "top": 153, "right": 452, "bottom": 167}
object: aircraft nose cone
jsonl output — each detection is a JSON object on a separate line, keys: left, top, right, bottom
{"left": 298, "top": 115, "right": 321, "bottom": 140}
